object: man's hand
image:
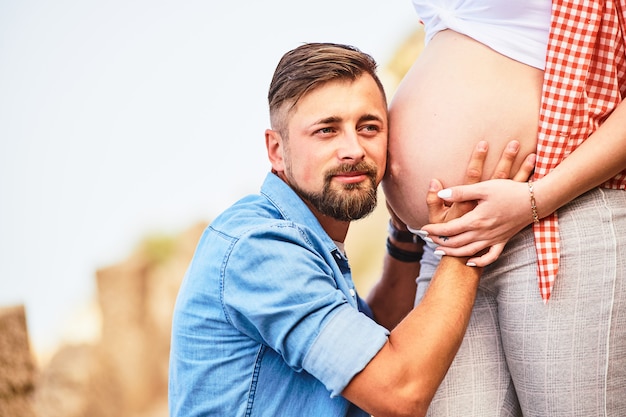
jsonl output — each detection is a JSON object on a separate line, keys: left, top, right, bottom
{"left": 426, "top": 140, "right": 535, "bottom": 224}
{"left": 422, "top": 140, "right": 536, "bottom": 264}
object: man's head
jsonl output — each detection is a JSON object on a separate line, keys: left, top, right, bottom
{"left": 268, "top": 43, "right": 387, "bottom": 135}
{"left": 265, "top": 43, "right": 388, "bottom": 223}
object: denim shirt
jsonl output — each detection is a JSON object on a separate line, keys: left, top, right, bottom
{"left": 169, "top": 173, "right": 389, "bottom": 417}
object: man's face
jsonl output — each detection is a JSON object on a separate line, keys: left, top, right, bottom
{"left": 268, "top": 74, "right": 388, "bottom": 221}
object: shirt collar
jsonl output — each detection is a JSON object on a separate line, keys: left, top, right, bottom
{"left": 260, "top": 172, "right": 339, "bottom": 255}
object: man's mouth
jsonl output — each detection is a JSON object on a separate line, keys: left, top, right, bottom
{"left": 333, "top": 171, "right": 369, "bottom": 184}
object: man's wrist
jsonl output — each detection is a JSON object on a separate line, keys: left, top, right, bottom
{"left": 387, "top": 219, "right": 419, "bottom": 244}
{"left": 386, "top": 238, "right": 423, "bottom": 262}
{"left": 439, "top": 255, "right": 482, "bottom": 274}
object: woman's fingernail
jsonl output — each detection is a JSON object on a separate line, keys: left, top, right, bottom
{"left": 434, "top": 250, "right": 446, "bottom": 256}
{"left": 437, "top": 189, "right": 452, "bottom": 199}
{"left": 466, "top": 262, "right": 477, "bottom": 267}
{"left": 413, "top": 230, "right": 429, "bottom": 237}
{"left": 406, "top": 226, "right": 421, "bottom": 234}
{"left": 424, "top": 237, "right": 434, "bottom": 244}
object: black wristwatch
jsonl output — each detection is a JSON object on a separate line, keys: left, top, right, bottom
{"left": 387, "top": 220, "right": 419, "bottom": 244}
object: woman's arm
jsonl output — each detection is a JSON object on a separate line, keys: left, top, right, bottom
{"left": 421, "top": 99, "right": 626, "bottom": 266}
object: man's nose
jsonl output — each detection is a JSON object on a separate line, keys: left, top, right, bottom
{"left": 337, "top": 130, "right": 366, "bottom": 161}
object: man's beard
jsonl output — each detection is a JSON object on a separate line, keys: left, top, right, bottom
{"left": 290, "top": 162, "right": 378, "bottom": 222}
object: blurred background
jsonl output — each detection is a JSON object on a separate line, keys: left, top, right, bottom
{"left": 0, "top": 1, "right": 422, "bottom": 416}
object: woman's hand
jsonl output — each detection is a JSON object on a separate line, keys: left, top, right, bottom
{"left": 420, "top": 141, "right": 536, "bottom": 266}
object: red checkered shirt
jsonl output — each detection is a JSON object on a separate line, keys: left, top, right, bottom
{"left": 533, "top": 0, "right": 626, "bottom": 302}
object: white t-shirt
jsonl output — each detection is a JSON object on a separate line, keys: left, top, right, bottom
{"left": 412, "top": 0, "right": 552, "bottom": 69}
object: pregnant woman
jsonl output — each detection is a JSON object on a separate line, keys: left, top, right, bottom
{"left": 382, "top": 1, "right": 626, "bottom": 416}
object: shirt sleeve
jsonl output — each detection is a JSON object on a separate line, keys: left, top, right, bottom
{"left": 221, "top": 223, "right": 389, "bottom": 396}
{"left": 303, "top": 303, "right": 389, "bottom": 396}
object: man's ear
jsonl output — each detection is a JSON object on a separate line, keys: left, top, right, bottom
{"left": 265, "top": 129, "right": 285, "bottom": 173}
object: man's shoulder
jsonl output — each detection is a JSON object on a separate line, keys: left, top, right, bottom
{"left": 210, "top": 175, "right": 319, "bottom": 242}
{"left": 211, "top": 194, "right": 293, "bottom": 239}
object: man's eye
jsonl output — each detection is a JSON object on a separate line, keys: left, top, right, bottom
{"left": 317, "top": 127, "right": 335, "bottom": 134}
{"left": 361, "top": 125, "right": 380, "bottom": 133}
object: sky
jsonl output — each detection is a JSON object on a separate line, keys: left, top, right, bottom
{"left": 0, "top": 1, "right": 418, "bottom": 355}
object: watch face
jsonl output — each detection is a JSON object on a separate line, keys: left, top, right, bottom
{"left": 388, "top": 220, "right": 417, "bottom": 243}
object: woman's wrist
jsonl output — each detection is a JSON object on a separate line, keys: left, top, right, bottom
{"left": 528, "top": 176, "right": 562, "bottom": 221}
{"left": 527, "top": 180, "right": 540, "bottom": 224}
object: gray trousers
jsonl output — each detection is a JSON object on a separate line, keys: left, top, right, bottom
{"left": 416, "top": 188, "right": 626, "bottom": 417}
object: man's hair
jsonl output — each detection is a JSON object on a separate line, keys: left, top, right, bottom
{"left": 268, "top": 42, "right": 387, "bottom": 135}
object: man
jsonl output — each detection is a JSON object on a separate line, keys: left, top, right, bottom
{"left": 168, "top": 42, "right": 533, "bottom": 417}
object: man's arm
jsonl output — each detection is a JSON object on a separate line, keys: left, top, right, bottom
{"left": 366, "top": 140, "right": 534, "bottom": 330}
{"left": 344, "top": 183, "right": 480, "bottom": 417}
{"left": 365, "top": 204, "right": 423, "bottom": 330}
{"left": 357, "top": 265, "right": 478, "bottom": 417}
{"left": 349, "top": 141, "right": 535, "bottom": 417}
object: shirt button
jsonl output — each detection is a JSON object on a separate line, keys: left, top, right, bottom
{"left": 349, "top": 289, "right": 356, "bottom": 298}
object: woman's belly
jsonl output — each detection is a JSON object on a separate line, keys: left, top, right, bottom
{"left": 382, "top": 30, "right": 543, "bottom": 229}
